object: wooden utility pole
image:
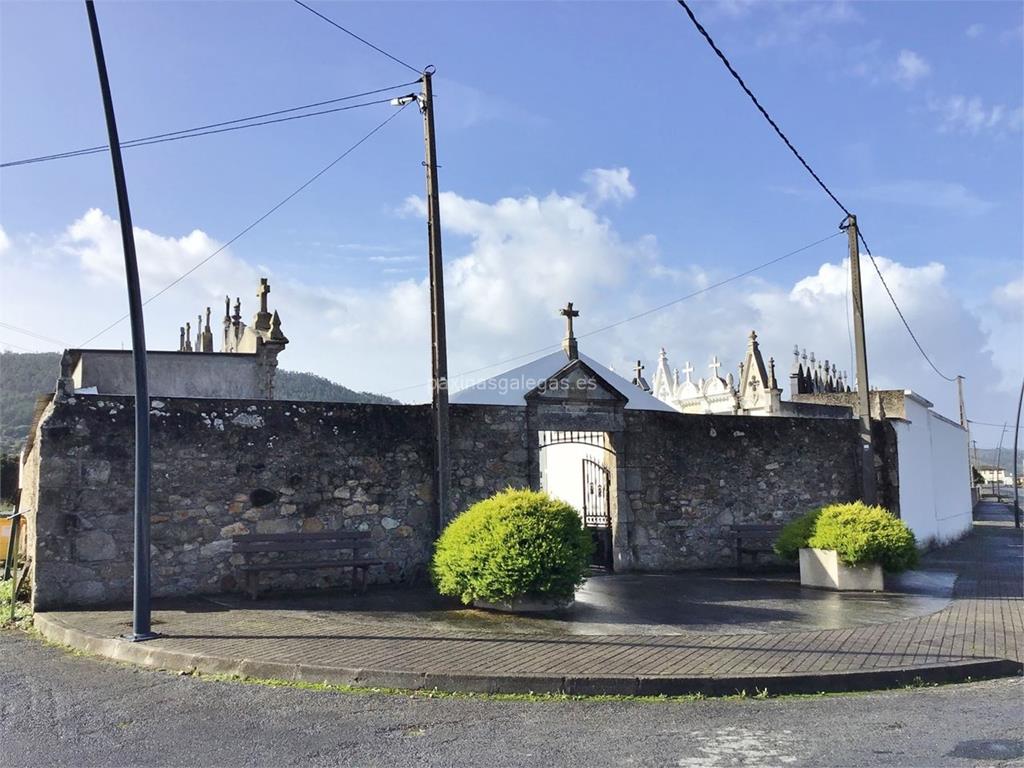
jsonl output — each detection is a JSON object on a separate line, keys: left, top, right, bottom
{"left": 846, "top": 215, "right": 877, "bottom": 505}
{"left": 420, "top": 68, "right": 450, "bottom": 534}
{"left": 85, "top": 0, "right": 156, "bottom": 641}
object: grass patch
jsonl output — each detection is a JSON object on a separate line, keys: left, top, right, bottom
{"left": 185, "top": 670, "right": 909, "bottom": 704}
{"left": 0, "top": 576, "right": 31, "bottom": 628}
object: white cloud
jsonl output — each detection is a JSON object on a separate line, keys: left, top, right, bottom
{"left": 966, "top": 23, "right": 985, "bottom": 39}
{"left": 0, "top": 226, "right": 9, "bottom": 255}
{"left": 752, "top": 1, "right": 860, "bottom": 47}
{"left": 893, "top": 49, "right": 930, "bottom": 88}
{"left": 1, "top": 180, "right": 1019, "bottom": 436}
{"left": 855, "top": 180, "right": 994, "bottom": 216}
{"left": 582, "top": 167, "right": 636, "bottom": 206}
{"left": 930, "top": 95, "right": 1024, "bottom": 135}
{"left": 993, "top": 276, "right": 1024, "bottom": 307}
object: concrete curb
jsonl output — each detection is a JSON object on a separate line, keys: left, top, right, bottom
{"left": 34, "top": 612, "right": 1023, "bottom": 697}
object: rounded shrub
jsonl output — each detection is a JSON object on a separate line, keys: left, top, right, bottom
{"left": 431, "top": 488, "right": 594, "bottom": 605}
{"left": 775, "top": 501, "right": 918, "bottom": 572}
{"left": 774, "top": 508, "right": 823, "bottom": 562}
{"left": 809, "top": 502, "right": 918, "bottom": 572}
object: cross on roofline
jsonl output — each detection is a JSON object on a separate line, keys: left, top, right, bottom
{"left": 257, "top": 278, "right": 270, "bottom": 314}
{"left": 560, "top": 301, "right": 579, "bottom": 339}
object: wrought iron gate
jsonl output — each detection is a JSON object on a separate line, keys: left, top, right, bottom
{"left": 582, "top": 458, "right": 613, "bottom": 570}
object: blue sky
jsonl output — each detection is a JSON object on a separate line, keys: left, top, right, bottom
{"left": 1, "top": 1, "right": 1021, "bottom": 446}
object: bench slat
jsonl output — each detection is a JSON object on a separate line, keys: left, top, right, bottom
{"left": 239, "top": 559, "right": 383, "bottom": 572}
{"left": 233, "top": 531, "right": 370, "bottom": 544}
{"left": 234, "top": 540, "right": 373, "bottom": 554}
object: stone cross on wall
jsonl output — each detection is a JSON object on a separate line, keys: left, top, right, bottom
{"left": 682, "top": 361, "right": 694, "bottom": 382}
{"left": 559, "top": 301, "right": 580, "bottom": 360}
{"left": 258, "top": 278, "right": 270, "bottom": 314}
{"left": 254, "top": 279, "right": 272, "bottom": 332}
{"left": 709, "top": 355, "right": 722, "bottom": 377}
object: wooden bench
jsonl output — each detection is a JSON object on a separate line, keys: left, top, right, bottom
{"left": 731, "top": 523, "right": 783, "bottom": 569}
{"left": 231, "top": 531, "right": 382, "bottom": 600}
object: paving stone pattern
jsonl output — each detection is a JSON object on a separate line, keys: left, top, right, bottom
{"left": 37, "top": 508, "right": 1022, "bottom": 694}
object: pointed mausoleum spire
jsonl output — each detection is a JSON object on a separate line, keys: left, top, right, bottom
{"left": 651, "top": 347, "right": 674, "bottom": 401}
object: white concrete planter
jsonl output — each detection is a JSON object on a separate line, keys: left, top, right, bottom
{"left": 799, "top": 547, "right": 884, "bottom": 591}
{"left": 473, "top": 596, "right": 574, "bottom": 614}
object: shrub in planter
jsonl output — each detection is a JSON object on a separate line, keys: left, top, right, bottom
{"left": 773, "top": 508, "right": 823, "bottom": 562}
{"left": 431, "top": 488, "right": 593, "bottom": 605}
{"left": 775, "top": 501, "right": 918, "bottom": 572}
{"left": 809, "top": 502, "right": 918, "bottom": 572}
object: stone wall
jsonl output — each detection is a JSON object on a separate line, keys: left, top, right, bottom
{"left": 66, "top": 349, "right": 277, "bottom": 399}
{"left": 448, "top": 405, "right": 530, "bottom": 521}
{"left": 23, "top": 389, "right": 900, "bottom": 607}
{"left": 793, "top": 389, "right": 909, "bottom": 420}
{"left": 620, "top": 411, "right": 864, "bottom": 570}
{"left": 26, "top": 395, "right": 436, "bottom": 609}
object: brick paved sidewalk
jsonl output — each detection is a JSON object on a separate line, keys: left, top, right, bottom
{"left": 34, "top": 506, "right": 1023, "bottom": 696}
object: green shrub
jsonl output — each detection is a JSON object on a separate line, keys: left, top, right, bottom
{"left": 431, "top": 488, "right": 594, "bottom": 604}
{"left": 808, "top": 502, "right": 918, "bottom": 572}
{"left": 774, "top": 508, "right": 823, "bottom": 562}
{"left": 775, "top": 501, "right": 918, "bottom": 572}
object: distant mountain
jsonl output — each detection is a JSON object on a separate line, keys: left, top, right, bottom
{"left": 0, "top": 352, "right": 61, "bottom": 454}
{"left": 274, "top": 370, "right": 399, "bottom": 405}
{"left": 973, "top": 446, "right": 1023, "bottom": 474}
{"left": 0, "top": 351, "right": 397, "bottom": 454}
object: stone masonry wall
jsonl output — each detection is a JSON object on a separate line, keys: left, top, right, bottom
{"left": 28, "top": 395, "right": 435, "bottom": 609}
{"left": 448, "top": 405, "right": 530, "bottom": 521}
{"left": 621, "top": 411, "right": 864, "bottom": 570}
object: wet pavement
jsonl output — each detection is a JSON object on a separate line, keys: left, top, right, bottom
{"left": 205, "top": 567, "right": 957, "bottom": 637}
{"left": 32, "top": 502, "right": 1022, "bottom": 695}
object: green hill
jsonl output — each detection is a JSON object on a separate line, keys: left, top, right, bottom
{"left": 0, "top": 351, "right": 397, "bottom": 454}
{"left": 274, "top": 370, "right": 398, "bottom": 406}
{"left": 0, "top": 352, "right": 60, "bottom": 454}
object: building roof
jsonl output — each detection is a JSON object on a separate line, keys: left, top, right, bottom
{"left": 450, "top": 350, "right": 677, "bottom": 412}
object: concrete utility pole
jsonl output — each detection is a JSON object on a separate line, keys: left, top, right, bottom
{"left": 995, "top": 423, "right": 1007, "bottom": 501}
{"left": 420, "top": 68, "right": 450, "bottom": 534}
{"left": 85, "top": 0, "right": 156, "bottom": 641}
{"left": 1014, "top": 378, "right": 1022, "bottom": 528}
{"left": 845, "top": 215, "right": 877, "bottom": 505}
{"left": 957, "top": 375, "right": 968, "bottom": 429}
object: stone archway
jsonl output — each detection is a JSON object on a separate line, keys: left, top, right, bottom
{"left": 524, "top": 358, "right": 634, "bottom": 572}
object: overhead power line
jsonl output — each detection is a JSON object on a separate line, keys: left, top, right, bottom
{"left": 0, "top": 321, "right": 68, "bottom": 347}
{"left": 292, "top": 0, "right": 421, "bottom": 76}
{"left": 0, "top": 338, "right": 41, "bottom": 353}
{"left": 384, "top": 230, "right": 841, "bottom": 395}
{"left": 969, "top": 420, "right": 1024, "bottom": 431}
{"left": 77, "top": 101, "right": 414, "bottom": 348}
{"left": 1, "top": 82, "right": 418, "bottom": 169}
{"left": 862, "top": 251, "right": 957, "bottom": 382}
{"left": 675, "top": 0, "right": 957, "bottom": 384}
{"left": 675, "top": 0, "right": 849, "bottom": 218}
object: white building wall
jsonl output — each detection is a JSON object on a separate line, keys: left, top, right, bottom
{"left": 893, "top": 394, "right": 972, "bottom": 546}
{"left": 539, "top": 442, "right": 606, "bottom": 515}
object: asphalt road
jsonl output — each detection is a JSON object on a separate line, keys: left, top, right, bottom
{"left": 2, "top": 630, "right": 1022, "bottom": 768}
